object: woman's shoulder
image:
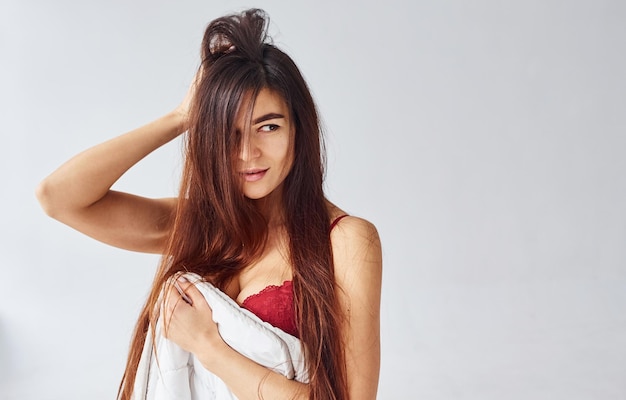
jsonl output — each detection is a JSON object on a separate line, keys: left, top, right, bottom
{"left": 327, "top": 202, "right": 379, "bottom": 239}
{"left": 331, "top": 214, "right": 378, "bottom": 239}
{"left": 327, "top": 204, "right": 381, "bottom": 273}
{"left": 327, "top": 205, "right": 382, "bottom": 304}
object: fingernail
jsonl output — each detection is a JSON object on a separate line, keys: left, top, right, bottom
{"left": 177, "top": 275, "right": 188, "bottom": 283}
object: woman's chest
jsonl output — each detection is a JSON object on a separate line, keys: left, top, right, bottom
{"left": 228, "top": 243, "right": 292, "bottom": 304}
{"left": 221, "top": 246, "right": 298, "bottom": 336}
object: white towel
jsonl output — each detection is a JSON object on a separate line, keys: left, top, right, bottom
{"left": 132, "top": 273, "right": 308, "bottom": 400}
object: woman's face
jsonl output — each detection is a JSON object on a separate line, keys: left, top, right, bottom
{"left": 235, "top": 88, "right": 295, "bottom": 200}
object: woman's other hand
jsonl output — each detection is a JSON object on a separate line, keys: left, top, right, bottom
{"left": 161, "top": 277, "right": 225, "bottom": 357}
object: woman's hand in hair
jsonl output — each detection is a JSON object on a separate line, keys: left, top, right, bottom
{"left": 172, "top": 70, "right": 202, "bottom": 133}
{"left": 161, "top": 277, "right": 226, "bottom": 357}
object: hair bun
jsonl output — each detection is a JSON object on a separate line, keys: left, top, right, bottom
{"left": 202, "top": 8, "right": 270, "bottom": 63}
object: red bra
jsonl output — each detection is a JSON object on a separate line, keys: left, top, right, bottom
{"left": 240, "top": 215, "right": 348, "bottom": 338}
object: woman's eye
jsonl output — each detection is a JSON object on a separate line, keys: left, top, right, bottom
{"left": 259, "top": 124, "right": 279, "bottom": 133}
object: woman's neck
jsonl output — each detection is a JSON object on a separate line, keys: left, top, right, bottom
{"left": 252, "top": 188, "right": 286, "bottom": 228}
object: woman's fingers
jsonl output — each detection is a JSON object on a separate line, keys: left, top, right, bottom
{"left": 174, "top": 71, "right": 203, "bottom": 129}
{"left": 175, "top": 276, "right": 208, "bottom": 308}
{"left": 161, "top": 275, "right": 215, "bottom": 337}
{"left": 159, "top": 276, "right": 222, "bottom": 354}
{"left": 174, "top": 278, "right": 193, "bottom": 305}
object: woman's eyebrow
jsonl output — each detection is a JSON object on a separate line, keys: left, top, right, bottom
{"left": 252, "top": 113, "right": 285, "bottom": 124}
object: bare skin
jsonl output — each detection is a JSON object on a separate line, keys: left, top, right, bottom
{"left": 36, "top": 77, "right": 382, "bottom": 399}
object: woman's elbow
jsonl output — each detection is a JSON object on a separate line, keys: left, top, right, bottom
{"left": 35, "top": 178, "right": 64, "bottom": 218}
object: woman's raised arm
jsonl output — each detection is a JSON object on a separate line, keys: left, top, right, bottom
{"left": 36, "top": 80, "right": 197, "bottom": 254}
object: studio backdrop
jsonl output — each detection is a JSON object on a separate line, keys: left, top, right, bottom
{"left": 1, "top": 0, "right": 625, "bottom": 399}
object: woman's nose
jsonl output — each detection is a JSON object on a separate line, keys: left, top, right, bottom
{"left": 239, "top": 135, "right": 260, "bottom": 161}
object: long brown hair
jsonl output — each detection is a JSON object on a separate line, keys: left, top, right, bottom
{"left": 117, "top": 9, "right": 349, "bottom": 400}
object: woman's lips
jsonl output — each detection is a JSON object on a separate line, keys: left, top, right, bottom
{"left": 241, "top": 168, "right": 268, "bottom": 182}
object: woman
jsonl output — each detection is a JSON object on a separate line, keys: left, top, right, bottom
{"left": 36, "top": 8, "right": 381, "bottom": 400}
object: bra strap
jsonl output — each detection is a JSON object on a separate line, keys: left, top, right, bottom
{"left": 330, "top": 215, "right": 349, "bottom": 231}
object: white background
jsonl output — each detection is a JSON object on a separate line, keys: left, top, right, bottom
{"left": 1, "top": 0, "right": 625, "bottom": 399}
